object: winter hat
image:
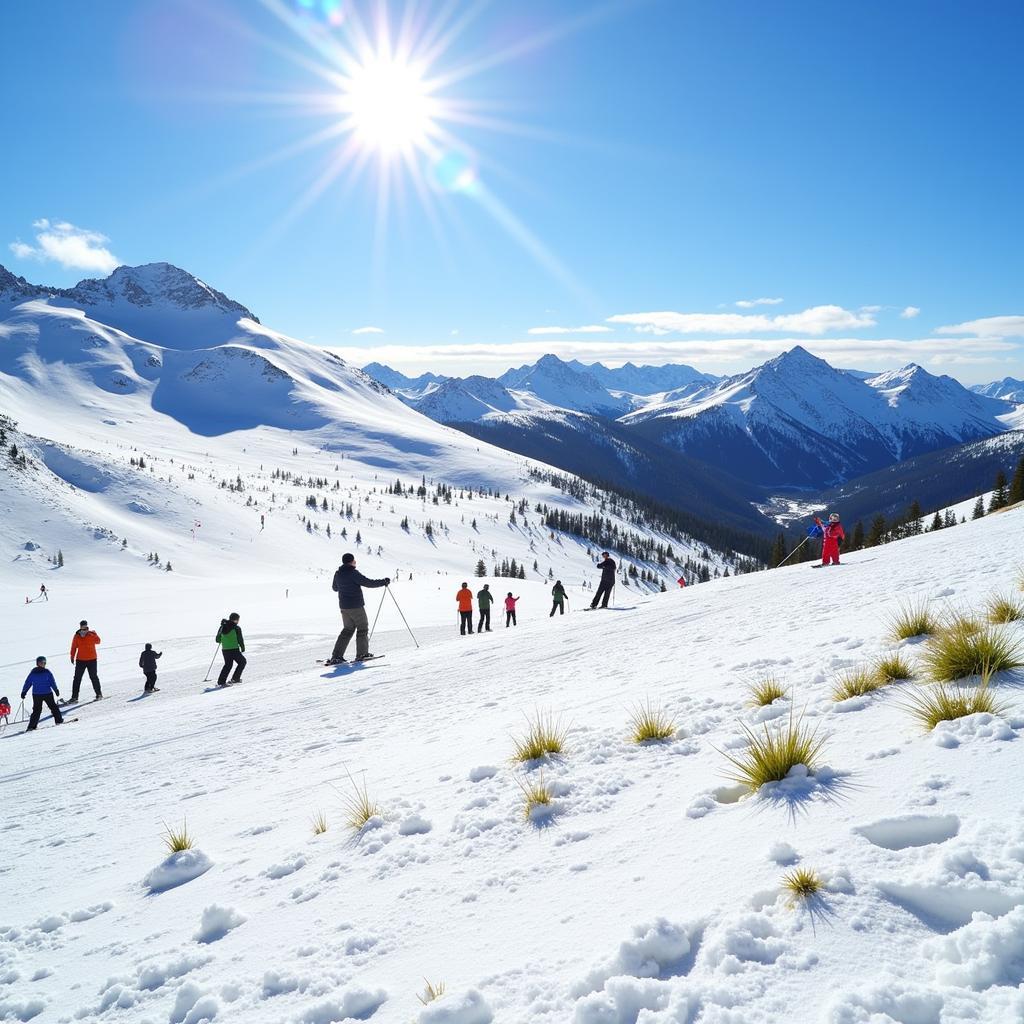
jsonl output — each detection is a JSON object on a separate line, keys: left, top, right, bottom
{"left": 79, "top": 619, "right": 88, "bottom": 627}
{"left": 36, "top": 656, "right": 46, "bottom": 665}
{"left": 461, "top": 582, "right": 468, "bottom": 588}
{"left": 144, "top": 643, "right": 152, "bottom": 650}
{"left": 228, "top": 612, "right": 240, "bottom": 621}
{"left": 342, "top": 552, "right": 355, "bottom": 564}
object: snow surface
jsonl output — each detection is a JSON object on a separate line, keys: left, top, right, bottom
{"left": 3, "top": 493, "right": 1024, "bottom": 1021}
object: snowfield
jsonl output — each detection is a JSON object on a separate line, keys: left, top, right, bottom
{"left": 3, "top": 504, "right": 1024, "bottom": 1023}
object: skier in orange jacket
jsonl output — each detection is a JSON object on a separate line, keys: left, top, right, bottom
{"left": 69, "top": 620, "right": 103, "bottom": 703}
{"left": 456, "top": 583, "right": 474, "bottom": 635}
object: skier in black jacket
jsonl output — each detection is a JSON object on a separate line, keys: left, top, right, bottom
{"left": 327, "top": 553, "right": 390, "bottom": 664}
{"left": 590, "top": 552, "right": 616, "bottom": 609}
{"left": 139, "top": 643, "right": 162, "bottom": 693}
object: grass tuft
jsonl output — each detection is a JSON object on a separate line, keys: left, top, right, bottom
{"left": 831, "top": 667, "right": 886, "bottom": 702}
{"left": 873, "top": 651, "right": 915, "bottom": 684}
{"left": 886, "top": 598, "right": 936, "bottom": 642}
{"left": 920, "top": 625, "right": 1024, "bottom": 682}
{"left": 338, "top": 772, "right": 382, "bottom": 832}
{"left": 986, "top": 593, "right": 1024, "bottom": 625}
{"left": 748, "top": 676, "right": 788, "bottom": 707}
{"left": 720, "top": 710, "right": 826, "bottom": 792}
{"left": 904, "top": 682, "right": 1008, "bottom": 730}
{"left": 628, "top": 700, "right": 677, "bottom": 743}
{"left": 311, "top": 809, "right": 329, "bottom": 836}
{"left": 417, "top": 979, "right": 446, "bottom": 1006}
{"left": 511, "top": 710, "right": 568, "bottom": 762}
{"left": 161, "top": 820, "right": 194, "bottom": 854}
{"left": 782, "top": 866, "right": 823, "bottom": 903}
{"left": 516, "top": 773, "right": 555, "bottom": 820}
{"left": 937, "top": 609, "right": 983, "bottom": 638}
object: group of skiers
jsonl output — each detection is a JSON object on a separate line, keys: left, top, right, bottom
{"left": 455, "top": 583, "right": 522, "bottom": 634}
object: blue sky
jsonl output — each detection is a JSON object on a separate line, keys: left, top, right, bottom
{"left": 2, "top": 0, "right": 1022, "bottom": 382}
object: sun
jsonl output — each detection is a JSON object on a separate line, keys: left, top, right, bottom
{"left": 341, "top": 57, "right": 437, "bottom": 155}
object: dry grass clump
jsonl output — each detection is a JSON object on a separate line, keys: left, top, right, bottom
{"left": 782, "top": 866, "right": 823, "bottom": 903}
{"left": 516, "top": 773, "right": 555, "bottom": 820}
{"left": 886, "top": 599, "right": 936, "bottom": 641}
{"left": 628, "top": 700, "right": 677, "bottom": 743}
{"left": 831, "top": 667, "right": 886, "bottom": 702}
{"left": 417, "top": 979, "right": 446, "bottom": 1005}
{"left": 748, "top": 677, "right": 788, "bottom": 707}
{"left": 986, "top": 593, "right": 1024, "bottom": 625}
{"left": 721, "top": 711, "right": 826, "bottom": 792}
{"left": 873, "top": 651, "right": 915, "bottom": 684}
{"left": 937, "top": 609, "right": 983, "bottom": 638}
{"left": 511, "top": 710, "right": 568, "bottom": 762}
{"left": 339, "top": 773, "right": 382, "bottom": 832}
{"left": 161, "top": 820, "right": 194, "bottom": 853}
{"left": 920, "top": 626, "right": 1024, "bottom": 682}
{"left": 311, "top": 809, "right": 329, "bottom": 835}
{"left": 904, "top": 682, "right": 1008, "bottom": 730}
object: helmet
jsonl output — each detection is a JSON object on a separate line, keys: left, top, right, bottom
{"left": 828, "top": 513, "right": 840, "bottom": 523}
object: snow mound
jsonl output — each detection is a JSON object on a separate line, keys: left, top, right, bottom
{"left": 143, "top": 849, "right": 212, "bottom": 893}
{"left": 417, "top": 989, "right": 493, "bottom": 1024}
{"left": 193, "top": 904, "right": 246, "bottom": 944}
{"left": 298, "top": 986, "right": 387, "bottom": 1023}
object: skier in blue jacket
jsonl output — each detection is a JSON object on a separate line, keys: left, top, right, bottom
{"left": 21, "top": 656, "right": 64, "bottom": 730}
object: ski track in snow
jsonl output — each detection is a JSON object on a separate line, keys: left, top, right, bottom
{"left": 1, "top": 509, "right": 1023, "bottom": 1022}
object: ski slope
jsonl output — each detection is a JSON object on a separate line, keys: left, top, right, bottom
{"left": 2, "top": 504, "right": 1023, "bottom": 1023}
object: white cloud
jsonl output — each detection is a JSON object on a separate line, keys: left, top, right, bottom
{"left": 607, "top": 304, "right": 877, "bottom": 336}
{"left": 351, "top": 326, "right": 384, "bottom": 335}
{"left": 735, "top": 297, "right": 783, "bottom": 308}
{"left": 527, "top": 324, "right": 612, "bottom": 335}
{"left": 937, "top": 315, "right": 1024, "bottom": 338}
{"left": 8, "top": 218, "right": 119, "bottom": 273}
{"left": 900, "top": 306, "right": 921, "bottom": 319}
{"left": 860, "top": 305, "right": 882, "bottom": 313}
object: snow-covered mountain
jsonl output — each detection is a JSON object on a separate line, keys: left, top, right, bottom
{"left": 622, "top": 346, "right": 1018, "bottom": 489}
{"left": 973, "top": 376, "right": 1024, "bottom": 403}
{"left": 361, "top": 362, "right": 448, "bottom": 397}
{"left": 496, "top": 354, "right": 633, "bottom": 416}
{"left": 564, "top": 358, "right": 717, "bottom": 395}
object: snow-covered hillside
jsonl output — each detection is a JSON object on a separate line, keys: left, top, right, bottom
{"left": 3, "top": 487, "right": 1023, "bottom": 1022}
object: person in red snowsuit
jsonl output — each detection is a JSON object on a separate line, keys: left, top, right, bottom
{"left": 815, "top": 513, "right": 845, "bottom": 566}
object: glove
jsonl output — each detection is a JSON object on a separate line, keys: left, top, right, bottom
{"left": 385, "top": 578, "right": 391, "bottom": 586}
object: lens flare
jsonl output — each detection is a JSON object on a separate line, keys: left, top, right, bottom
{"left": 430, "top": 150, "right": 477, "bottom": 194}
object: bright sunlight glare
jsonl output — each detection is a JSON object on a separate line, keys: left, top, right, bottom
{"left": 342, "top": 58, "right": 436, "bottom": 153}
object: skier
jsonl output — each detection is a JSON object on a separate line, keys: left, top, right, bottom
{"left": 456, "top": 583, "right": 474, "bottom": 635}
{"left": 326, "top": 553, "right": 390, "bottom": 665}
{"left": 815, "top": 513, "right": 845, "bottom": 567}
{"left": 677, "top": 576, "right": 687, "bottom": 588}
{"left": 139, "top": 643, "right": 162, "bottom": 693}
{"left": 21, "top": 656, "right": 64, "bottom": 730}
{"left": 590, "top": 552, "right": 616, "bottom": 609}
{"left": 215, "top": 613, "right": 246, "bottom": 686}
{"left": 69, "top": 620, "right": 102, "bottom": 703}
{"left": 477, "top": 583, "right": 494, "bottom": 632}
{"left": 39, "top": 584, "right": 48, "bottom": 601}
{"left": 0, "top": 695, "right": 10, "bottom": 727}
{"left": 550, "top": 580, "right": 567, "bottom": 617}
{"left": 504, "top": 592, "right": 520, "bottom": 627}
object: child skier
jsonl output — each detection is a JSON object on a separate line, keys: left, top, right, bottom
{"left": 814, "top": 513, "right": 845, "bottom": 566}
{"left": 504, "top": 593, "right": 520, "bottom": 627}
{"left": 139, "top": 643, "right": 162, "bottom": 693}
{"left": 21, "top": 656, "right": 64, "bottom": 730}
{"left": 550, "top": 580, "right": 567, "bottom": 616}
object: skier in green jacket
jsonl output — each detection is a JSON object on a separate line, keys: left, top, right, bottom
{"left": 215, "top": 612, "right": 246, "bottom": 687}
{"left": 550, "top": 580, "right": 568, "bottom": 617}
{"left": 477, "top": 583, "right": 494, "bottom": 632}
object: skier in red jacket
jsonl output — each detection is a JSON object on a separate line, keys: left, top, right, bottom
{"left": 815, "top": 513, "right": 845, "bottom": 566}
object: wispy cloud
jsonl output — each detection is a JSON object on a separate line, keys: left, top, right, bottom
{"left": 335, "top": 335, "right": 1015, "bottom": 378}
{"left": 937, "top": 315, "right": 1024, "bottom": 338}
{"left": 607, "top": 304, "right": 877, "bottom": 336}
{"left": 8, "top": 219, "right": 119, "bottom": 274}
{"left": 735, "top": 296, "right": 783, "bottom": 308}
{"left": 900, "top": 306, "right": 921, "bottom": 319}
{"left": 351, "top": 326, "right": 385, "bottom": 335}
{"left": 527, "top": 324, "right": 612, "bottom": 335}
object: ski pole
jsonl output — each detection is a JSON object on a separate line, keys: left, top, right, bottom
{"left": 367, "top": 587, "right": 388, "bottom": 645}
{"left": 387, "top": 587, "right": 420, "bottom": 648}
{"left": 203, "top": 646, "right": 220, "bottom": 682}
{"left": 775, "top": 535, "right": 811, "bottom": 569}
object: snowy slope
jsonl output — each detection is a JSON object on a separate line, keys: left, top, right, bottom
{"left": 2, "top": 493, "right": 1023, "bottom": 1023}
{"left": 621, "top": 346, "right": 1019, "bottom": 488}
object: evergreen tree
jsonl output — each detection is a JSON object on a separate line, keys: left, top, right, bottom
{"left": 769, "top": 532, "right": 787, "bottom": 568}
{"left": 1009, "top": 456, "right": 1024, "bottom": 505}
{"left": 474, "top": 559, "right": 487, "bottom": 577}
{"left": 972, "top": 496, "right": 985, "bottom": 520}
{"left": 866, "top": 515, "right": 887, "bottom": 547}
{"left": 989, "top": 470, "right": 1009, "bottom": 512}
{"left": 57, "top": 549, "right": 64, "bottom": 567}
{"left": 518, "top": 565, "right": 526, "bottom": 579}
{"left": 851, "top": 521, "right": 865, "bottom": 550}
{"left": 930, "top": 511, "right": 943, "bottom": 531}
